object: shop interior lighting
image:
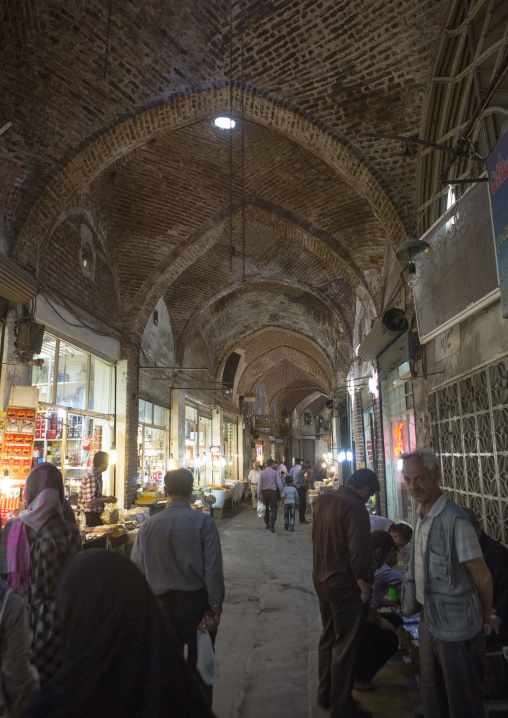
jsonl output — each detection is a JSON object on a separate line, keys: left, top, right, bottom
{"left": 396, "top": 458, "right": 404, "bottom": 472}
{"left": 1, "top": 471, "right": 11, "bottom": 494}
{"left": 109, "top": 442, "right": 117, "bottom": 465}
{"left": 346, "top": 451, "right": 353, "bottom": 462}
{"left": 338, "top": 451, "right": 346, "bottom": 462}
{"left": 322, "top": 462, "right": 327, "bottom": 468}
{"left": 214, "top": 116, "right": 235, "bottom": 130}
{"left": 168, "top": 455, "right": 176, "bottom": 470}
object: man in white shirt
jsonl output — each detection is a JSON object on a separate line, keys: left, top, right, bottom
{"left": 277, "top": 460, "right": 288, "bottom": 476}
{"left": 401, "top": 448, "right": 497, "bottom": 718}
{"left": 132, "top": 468, "right": 224, "bottom": 701}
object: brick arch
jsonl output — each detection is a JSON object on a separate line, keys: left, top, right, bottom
{"left": 217, "top": 325, "right": 337, "bottom": 381}
{"left": 238, "top": 350, "right": 331, "bottom": 404}
{"left": 219, "top": 327, "right": 333, "bottom": 384}
{"left": 295, "top": 392, "right": 327, "bottom": 417}
{"left": 14, "top": 85, "right": 404, "bottom": 306}
{"left": 174, "top": 272, "right": 351, "bottom": 367}
{"left": 273, "top": 385, "right": 327, "bottom": 414}
{"left": 131, "top": 197, "right": 373, "bottom": 340}
{"left": 237, "top": 346, "right": 332, "bottom": 396}
{"left": 261, "top": 361, "right": 329, "bottom": 408}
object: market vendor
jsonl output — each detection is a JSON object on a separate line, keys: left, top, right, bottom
{"left": 78, "top": 451, "right": 117, "bottom": 527}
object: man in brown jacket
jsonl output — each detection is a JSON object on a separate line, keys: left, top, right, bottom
{"left": 312, "top": 468, "right": 380, "bottom": 718}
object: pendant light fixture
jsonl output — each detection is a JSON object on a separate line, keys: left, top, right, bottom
{"left": 395, "top": 141, "right": 432, "bottom": 288}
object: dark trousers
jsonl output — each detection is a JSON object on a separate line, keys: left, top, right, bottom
{"left": 297, "top": 486, "right": 307, "bottom": 521}
{"left": 284, "top": 503, "right": 296, "bottom": 531}
{"left": 261, "top": 489, "right": 279, "bottom": 527}
{"left": 419, "top": 615, "right": 485, "bottom": 718}
{"left": 157, "top": 588, "right": 216, "bottom": 704}
{"left": 318, "top": 596, "right": 367, "bottom": 717}
{"left": 84, "top": 511, "right": 103, "bottom": 527}
{"left": 354, "top": 613, "right": 401, "bottom": 682}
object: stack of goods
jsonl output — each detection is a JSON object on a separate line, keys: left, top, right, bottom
{"left": 1, "top": 407, "right": 37, "bottom": 491}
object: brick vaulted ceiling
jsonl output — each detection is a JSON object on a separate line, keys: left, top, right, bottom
{"left": 1, "top": 0, "right": 454, "bottom": 411}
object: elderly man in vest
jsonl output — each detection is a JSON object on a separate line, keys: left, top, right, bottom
{"left": 401, "top": 448, "right": 498, "bottom": 718}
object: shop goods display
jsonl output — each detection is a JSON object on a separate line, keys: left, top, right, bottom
{"left": 1, "top": 407, "right": 37, "bottom": 491}
{"left": 0, "top": 497, "right": 21, "bottom": 527}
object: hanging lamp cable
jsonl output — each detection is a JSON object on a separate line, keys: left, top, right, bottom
{"left": 240, "top": 0, "right": 246, "bottom": 283}
{"left": 104, "top": 0, "right": 113, "bottom": 80}
{"left": 228, "top": 0, "right": 234, "bottom": 272}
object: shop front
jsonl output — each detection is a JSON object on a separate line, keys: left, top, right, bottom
{"left": 223, "top": 417, "right": 238, "bottom": 480}
{"left": 137, "top": 400, "right": 168, "bottom": 492}
{"left": 381, "top": 361, "right": 416, "bottom": 522}
{"left": 31, "top": 333, "right": 115, "bottom": 501}
{"left": 197, "top": 412, "right": 212, "bottom": 485}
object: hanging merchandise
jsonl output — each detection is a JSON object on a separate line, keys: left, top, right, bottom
{"left": 1, "top": 407, "right": 37, "bottom": 485}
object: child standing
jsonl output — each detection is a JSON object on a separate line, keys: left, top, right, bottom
{"left": 282, "top": 476, "right": 299, "bottom": 532}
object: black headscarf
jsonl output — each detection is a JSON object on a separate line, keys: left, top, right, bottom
{"left": 24, "top": 462, "right": 64, "bottom": 507}
{"left": 24, "top": 551, "right": 214, "bottom": 718}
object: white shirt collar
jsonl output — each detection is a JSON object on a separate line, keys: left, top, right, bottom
{"left": 416, "top": 490, "right": 447, "bottom": 521}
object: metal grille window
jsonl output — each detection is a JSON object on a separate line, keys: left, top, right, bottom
{"left": 429, "top": 356, "right": 508, "bottom": 543}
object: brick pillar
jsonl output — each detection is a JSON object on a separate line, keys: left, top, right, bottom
{"left": 353, "top": 390, "right": 365, "bottom": 468}
{"left": 170, "top": 388, "right": 185, "bottom": 469}
{"left": 373, "top": 397, "right": 387, "bottom": 515}
{"left": 116, "top": 339, "right": 139, "bottom": 509}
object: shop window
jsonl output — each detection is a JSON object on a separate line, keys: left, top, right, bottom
{"left": 153, "top": 403, "right": 165, "bottom": 427}
{"left": 33, "top": 337, "right": 57, "bottom": 403}
{"left": 139, "top": 399, "right": 155, "bottom": 424}
{"left": 89, "top": 355, "right": 113, "bottom": 413}
{"left": 138, "top": 403, "right": 168, "bottom": 492}
{"left": 31, "top": 332, "right": 115, "bottom": 498}
{"left": 304, "top": 412, "right": 312, "bottom": 425}
{"left": 56, "top": 341, "right": 87, "bottom": 410}
{"left": 185, "top": 405, "right": 198, "bottom": 476}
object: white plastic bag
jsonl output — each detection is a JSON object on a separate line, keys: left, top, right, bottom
{"left": 196, "top": 630, "right": 220, "bottom": 685}
{"left": 257, "top": 500, "right": 265, "bottom": 518}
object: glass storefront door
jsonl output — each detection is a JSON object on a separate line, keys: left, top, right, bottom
{"left": 137, "top": 400, "right": 168, "bottom": 492}
{"left": 382, "top": 362, "right": 416, "bottom": 521}
{"left": 223, "top": 419, "right": 238, "bottom": 480}
{"left": 197, "top": 416, "right": 211, "bottom": 485}
{"left": 185, "top": 405, "right": 198, "bottom": 481}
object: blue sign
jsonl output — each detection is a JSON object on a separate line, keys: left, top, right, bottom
{"left": 487, "top": 129, "right": 508, "bottom": 317}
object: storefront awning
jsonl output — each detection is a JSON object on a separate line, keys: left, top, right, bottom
{"left": 0, "top": 253, "right": 37, "bottom": 304}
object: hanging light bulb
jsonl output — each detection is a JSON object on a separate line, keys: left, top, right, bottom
{"left": 407, "top": 262, "right": 419, "bottom": 289}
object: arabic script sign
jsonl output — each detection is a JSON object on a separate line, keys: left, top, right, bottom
{"left": 487, "top": 129, "right": 508, "bottom": 318}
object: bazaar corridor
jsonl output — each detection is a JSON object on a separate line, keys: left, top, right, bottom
{"left": 213, "top": 503, "right": 420, "bottom": 718}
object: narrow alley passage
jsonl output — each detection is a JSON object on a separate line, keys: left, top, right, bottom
{"left": 213, "top": 504, "right": 421, "bottom": 718}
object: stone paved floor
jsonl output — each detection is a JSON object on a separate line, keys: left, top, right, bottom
{"left": 212, "top": 501, "right": 421, "bottom": 718}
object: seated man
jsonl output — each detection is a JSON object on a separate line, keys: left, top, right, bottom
{"left": 354, "top": 531, "right": 402, "bottom": 691}
{"left": 369, "top": 514, "right": 394, "bottom": 532}
{"left": 373, "top": 536, "right": 404, "bottom": 609}
{"left": 388, "top": 522, "right": 413, "bottom": 568}
{"left": 464, "top": 508, "right": 508, "bottom": 650}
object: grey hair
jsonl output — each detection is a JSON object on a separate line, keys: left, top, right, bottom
{"left": 400, "top": 448, "right": 440, "bottom": 474}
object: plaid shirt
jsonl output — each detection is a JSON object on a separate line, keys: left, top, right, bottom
{"left": 78, "top": 468, "right": 104, "bottom": 514}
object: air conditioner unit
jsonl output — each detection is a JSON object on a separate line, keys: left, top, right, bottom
{"left": 15, "top": 320, "right": 45, "bottom": 355}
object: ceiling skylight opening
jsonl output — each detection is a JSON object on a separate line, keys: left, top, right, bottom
{"left": 214, "top": 116, "right": 236, "bottom": 130}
